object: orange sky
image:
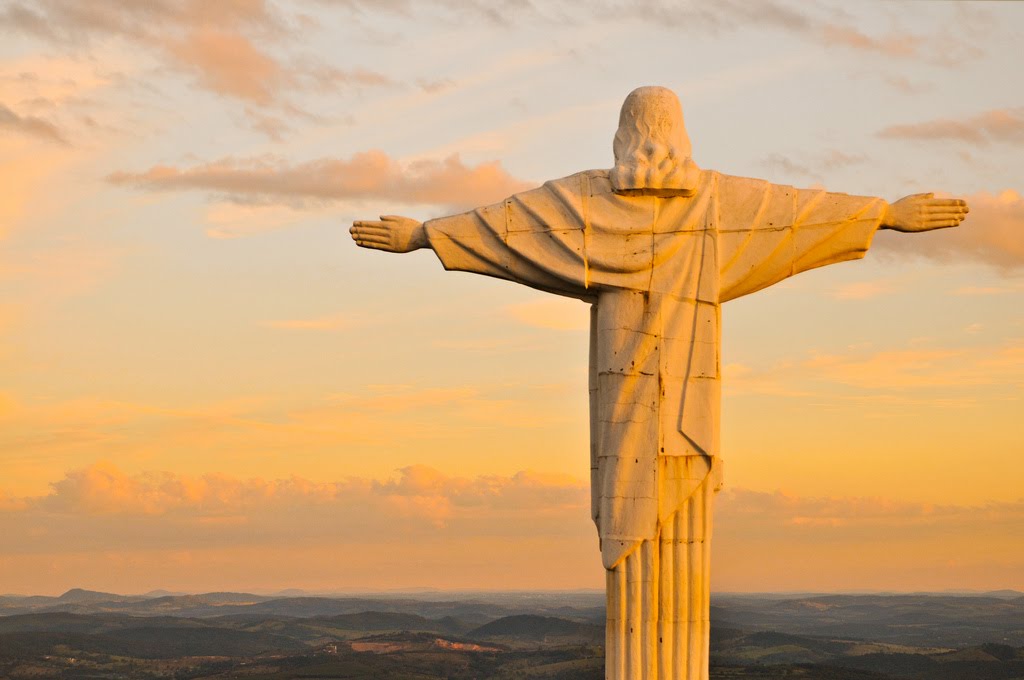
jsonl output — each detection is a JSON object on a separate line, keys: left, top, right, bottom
{"left": 0, "top": 0, "right": 1021, "bottom": 595}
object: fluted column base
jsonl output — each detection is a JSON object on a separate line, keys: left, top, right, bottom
{"left": 605, "top": 474, "right": 716, "bottom": 680}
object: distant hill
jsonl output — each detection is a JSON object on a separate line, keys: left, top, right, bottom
{"left": 469, "top": 615, "right": 603, "bottom": 644}
{"left": 3, "top": 589, "right": 1024, "bottom": 650}
{"left": 0, "top": 626, "right": 306, "bottom": 660}
{"left": 327, "top": 611, "right": 464, "bottom": 634}
{"left": 56, "top": 588, "right": 141, "bottom": 604}
{"left": 0, "top": 602, "right": 1022, "bottom": 680}
{"left": 712, "top": 593, "right": 1024, "bottom": 647}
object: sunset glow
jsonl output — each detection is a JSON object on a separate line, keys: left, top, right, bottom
{"left": 1, "top": 0, "right": 1021, "bottom": 595}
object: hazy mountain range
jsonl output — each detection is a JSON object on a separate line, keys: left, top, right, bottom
{"left": 1, "top": 589, "right": 1022, "bottom": 679}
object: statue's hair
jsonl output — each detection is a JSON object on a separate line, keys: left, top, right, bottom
{"left": 611, "top": 86, "right": 699, "bottom": 196}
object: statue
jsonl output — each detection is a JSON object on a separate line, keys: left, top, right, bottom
{"left": 349, "top": 86, "right": 968, "bottom": 680}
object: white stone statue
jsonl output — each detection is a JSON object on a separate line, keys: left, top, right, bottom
{"left": 350, "top": 86, "right": 968, "bottom": 680}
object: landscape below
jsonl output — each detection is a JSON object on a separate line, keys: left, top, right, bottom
{"left": 0, "top": 589, "right": 1022, "bottom": 679}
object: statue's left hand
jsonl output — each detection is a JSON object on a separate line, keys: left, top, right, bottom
{"left": 883, "top": 193, "right": 969, "bottom": 233}
{"left": 350, "top": 215, "right": 427, "bottom": 253}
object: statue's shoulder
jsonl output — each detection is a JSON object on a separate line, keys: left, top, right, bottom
{"left": 541, "top": 169, "right": 612, "bottom": 193}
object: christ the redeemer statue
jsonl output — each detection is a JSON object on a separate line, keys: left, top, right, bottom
{"left": 349, "top": 86, "right": 968, "bottom": 680}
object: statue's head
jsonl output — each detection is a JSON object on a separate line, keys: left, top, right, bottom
{"left": 611, "top": 86, "right": 699, "bottom": 196}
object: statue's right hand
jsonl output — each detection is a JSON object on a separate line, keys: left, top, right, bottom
{"left": 350, "top": 215, "right": 427, "bottom": 253}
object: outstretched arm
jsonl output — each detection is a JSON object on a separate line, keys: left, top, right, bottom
{"left": 881, "top": 193, "right": 969, "bottom": 233}
{"left": 350, "top": 215, "right": 427, "bottom": 253}
{"left": 717, "top": 174, "right": 973, "bottom": 302}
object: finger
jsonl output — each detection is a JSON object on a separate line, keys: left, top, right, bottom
{"left": 355, "top": 240, "right": 394, "bottom": 251}
{"left": 925, "top": 212, "right": 969, "bottom": 221}
{"left": 907, "top": 192, "right": 935, "bottom": 200}
{"left": 354, "top": 239, "right": 395, "bottom": 251}
{"left": 353, "top": 220, "right": 388, "bottom": 229}
{"left": 354, "top": 235, "right": 393, "bottom": 246}
{"left": 350, "top": 226, "right": 392, "bottom": 238}
{"left": 924, "top": 206, "right": 968, "bottom": 216}
{"left": 924, "top": 199, "right": 968, "bottom": 209}
{"left": 354, "top": 227, "right": 393, "bottom": 238}
{"left": 927, "top": 219, "right": 963, "bottom": 229}
{"left": 380, "top": 215, "right": 405, "bottom": 221}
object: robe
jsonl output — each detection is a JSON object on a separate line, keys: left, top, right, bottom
{"left": 424, "top": 169, "right": 886, "bottom": 569}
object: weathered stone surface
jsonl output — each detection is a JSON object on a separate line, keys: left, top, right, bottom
{"left": 350, "top": 85, "right": 969, "bottom": 680}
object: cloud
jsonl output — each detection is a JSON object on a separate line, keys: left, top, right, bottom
{"left": 307, "top": 64, "right": 395, "bottom": 89}
{"left": 1, "top": 461, "right": 1021, "bottom": 592}
{"left": 831, "top": 280, "right": 891, "bottom": 301}
{"left": 0, "top": 0, "right": 392, "bottom": 107}
{"left": 0, "top": 459, "right": 597, "bottom": 592}
{"left": 0, "top": 133, "right": 81, "bottom": 239}
{"left": 107, "top": 151, "right": 533, "bottom": 211}
{"left": 761, "top": 153, "right": 814, "bottom": 179}
{"left": 1, "top": 0, "right": 281, "bottom": 40}
{"left": 327, "top": 1, "right": 978, "bottom": 69}
{"left": 726, "top": 337, "right": 1024, "bottom": 403}
{"left": 953, "top": 284, "right": 1024, "bottom": 296}
{"left": 872, "top": 189, "right": 1024, "bottom": 271}
{"left": 0, "top": 102, "right": 68, "bottom": 145}
{"left": 881, "top": 74, "right": 930, "bottom": 94}
{"left": 719, "top": 487, "right": 1024, "bottom": 537}
{"left": 203, "top": 202, "right": 311, "bottom": 238}
{"left": 2, "top": 461, "right": 589, "bottom": 539}
{"left": 261, "top": 314, "right": 354, "bottom": 331}
{"left": 878, "top": 108, "right": 1024, "bottom": 146}
{"left": 505, "top": 298, "right": 589, "bottom": 331}
{"left": 715, "top": 487, "right": 1024, "bottom": 590}
{"left": 332, "top": 385, "right": 481, "bottom": 414}
{"left": 803, "top": 342, "right": 1024, "bottom": 391}
{"left": 760, "top": 149, "right": 867, "bottom": 181}
{"left": 164, "top": 28, "right": 286, "bottom": 105}
{"left": 0, "top": 384, "right": 571, "bottom": 482}
{"left": 820, "top": 24, "right": 923, "bottom": 59}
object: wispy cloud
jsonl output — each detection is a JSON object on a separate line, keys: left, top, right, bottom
{"left": 804, "top": 342, "right": 1024, "bottom": 390}
{"left": 953, "top": 284, "right": 1024, "bottom": 296}
{"left": 761, "top": 149, "right": 868, "bottom": 181}
{"left": 0, "top": 102, "right": 69, "bottom": 145}
{"left": 504, "top": 298, "right": 589, "bottom": 331}
{"left": 831, "top": 280, "right": 892, "bottom": 301}
{"left": 0, "top": 0, "right": 392, "bottom": 108}
{"left": 878, "top": 108, "right": 1024, "bottom": 146}
{"left": 107, "top": 151, "right": 532, "bottom": 211}
{"left": 0, "top": 385, "right": 569, "bottom": 476}
{"left": 715, "top": 487, "right": 1024, "bottom": 590}
{"left": 726, "top": 338, "right": 1024, "bottom": 400}
{"left": 261, "top": 314, "right": 355, "bottom": 331}
{"left": 719, "top": 487, "right": 1024, "bottom": 531}
{"left": 873, "top": 189, "right": 1024, "bottom": 271}
{"left": 203, "top": 202, "right": 311, "bottom": 238}
{"left": 881, "top": 74, "right": 930, "bottom": 94}
{"left": 820, "top": 24, "right": 922, "bottom": 59}
{"left": 325, "top": 1, "right": 982, "bottom": 68}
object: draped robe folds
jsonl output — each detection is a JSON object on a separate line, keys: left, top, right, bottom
{"left": 424, "top": 169, "right": 886, "bottom": 570}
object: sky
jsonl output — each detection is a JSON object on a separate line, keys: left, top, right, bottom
{"left": 0, "top": 0, "right": 1022, "bottom": 596}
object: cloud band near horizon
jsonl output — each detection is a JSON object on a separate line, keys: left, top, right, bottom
{"left": 0, "top": 462, "right": 1020, "bottom": 594}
